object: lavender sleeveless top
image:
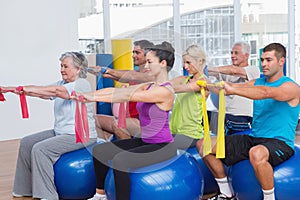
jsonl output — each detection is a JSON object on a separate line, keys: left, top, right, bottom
{"left": 136, "top": 82, "right": 174, "bottom": 144}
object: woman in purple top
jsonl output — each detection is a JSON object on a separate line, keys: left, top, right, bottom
{"left": 74, "top": 42, "right": 177, "bottom": 200}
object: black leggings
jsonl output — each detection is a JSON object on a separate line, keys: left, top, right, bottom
{"left": 92, "top": 138, "right": 177, "bottom": 200}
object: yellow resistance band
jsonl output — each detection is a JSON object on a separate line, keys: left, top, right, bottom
{"left": 200, "top": 84, "right": 211, "bottom": 156}
{"left": 196, "top": 80, "right": 226, "bottom": 158}
{"left": 216, "top": 84, "right": 225, "bottom": 158}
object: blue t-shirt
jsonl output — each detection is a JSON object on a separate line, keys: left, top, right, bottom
{"left": 250, "top": 76, "right": 300, "bottom": 148}
{"left": 51, "top": 78, "right": 97, "bottom": 138}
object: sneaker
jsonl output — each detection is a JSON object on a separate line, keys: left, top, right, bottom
{"left": 88, "top": 193, "right": 107, "bottom": 200}
{"left": 208, "top": 193, "right": 236, "bottom": 200}
{"left": 12, "top": 192, "right": 23, "bottom": 198}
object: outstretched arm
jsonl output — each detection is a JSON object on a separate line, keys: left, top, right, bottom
{"left": 224, "top": 81, "right": 300, "bottom": 106}
{"left": 88, "top": 66, "right": 156, "bottom": 83}
{"left": 171, "top": 76, "right": 208, "bottom": 94}
{"left": 104, "top": 68, "right": 156, "bottom": 83}
{"left": 208, "top": 65, "right": 248, "bottom": 79}
{"left": 87, "top": 66, "right": 121, "bottom": 81}
{"left": 75, "top": 83, "right": 151, "bottom": 103}
{"left": 1, "top": 85, "right": 69, "bottom": 100}
{"left": 74, "top": 82, "right": 174, "bottom": 110}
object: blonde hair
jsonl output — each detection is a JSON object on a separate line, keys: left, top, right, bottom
{"left": 183, "top": 45, "right": 206, "bottom": 67}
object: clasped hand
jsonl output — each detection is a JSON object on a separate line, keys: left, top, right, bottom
{"left": 0, "top": 86, "right": 24, "bottom": 95}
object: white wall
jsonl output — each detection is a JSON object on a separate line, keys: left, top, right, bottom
{"left": 0, "top": 0, "right": 80, "bottom": 141}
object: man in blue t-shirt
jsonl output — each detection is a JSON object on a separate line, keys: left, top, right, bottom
{"left": 199, "top": 43, "right": 300, "bottom": 200}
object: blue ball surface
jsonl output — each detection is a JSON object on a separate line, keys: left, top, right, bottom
{"left": 54, "top": 143, "right": 97, "bottom": 200}
{"left": 229, "top": 145, "right": 300, "bottom": 200}
{"left": 105, "top": 151, "right": 203, "bottom": 200}
{"left": 186, "top": 147, "right": 219, "bottom": 194}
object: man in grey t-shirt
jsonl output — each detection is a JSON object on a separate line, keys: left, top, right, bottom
{"left": 207, "top": 41, "right": 261, "bottom": 135}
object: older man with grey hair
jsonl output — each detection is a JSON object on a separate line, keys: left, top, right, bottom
{"left": 207, "top": 41, "right": 261, "bottom": 135}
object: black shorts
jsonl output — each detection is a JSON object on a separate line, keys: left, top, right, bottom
{"left": 221, "top": 134, "right": 294, "bottom": 167}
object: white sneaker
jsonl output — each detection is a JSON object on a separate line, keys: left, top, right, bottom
{"left": 88, "top": 193, "right": 107, "bottom": 200}
{"left": 12, "top": 192, "right": 23, "bottom": 198}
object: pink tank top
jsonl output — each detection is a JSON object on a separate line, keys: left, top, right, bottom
{"left": 136, "top": 82, "right": 174, "bottom": 144}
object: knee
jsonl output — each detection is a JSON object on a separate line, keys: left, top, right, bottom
{"left": 196, "top": 139, "right": 204, "bottom": 156}
{"left": 19, "top": 135, "right": 33, "bottom": 150}
{"left": 249, "top": 145, "right": 269, "bottom": 165}
{"left": 92, "top": 143, "right": 117, "bottom": 163}
{"left": 111, "top": 120, "right": 118, "bottom": 131}
{"left": 112, "top": 153, "right": 129, "bottom": 172}
{"left": 92, "top": 144, "right": 107, "bottom": 160}
{"left": 30, "top": 143, "right": 51, "bottom": 163}
{"left": 31, "top": 142, "right": 45, "bottom": 156}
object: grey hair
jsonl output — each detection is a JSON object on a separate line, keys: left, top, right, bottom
{"left": 183, "top": 45, "right": 207, "bottom": 67}
{"left": 233, "top": 41, "right": 250, "bottom": 54}
{"left": 59, "top": 52, "right": 88, "bottom": 78}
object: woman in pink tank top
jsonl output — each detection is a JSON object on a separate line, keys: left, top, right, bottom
{"left": 73, "top": 42, "right": 178, "bottom": 200}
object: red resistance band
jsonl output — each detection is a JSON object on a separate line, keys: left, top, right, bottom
{"left": 9, "top": 86, "right": 29, "bottom": 119}
{"left": 0, "top": 87, "right": 29, "bottom": 119}
{"left": 118, "top": 102, "right": 127, "bottom": 129}
{"left": 0, "top": 87, "right": 5, "bottom": 101}
{"left": 71, "top": 91, "right": 90, "bottom": 143}
{"left": 16, "top": 86, "right": 29, "bottom": 119}
{"left": 0, "top": 87, "right": 14, "bottom": 101}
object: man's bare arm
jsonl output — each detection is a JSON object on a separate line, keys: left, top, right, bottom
{"left": 105, "top": 68, "right": 156, "bottom": 83}
{"left": 224, "top": 81, "right": 300, "bottom": 107}
{"left": 208, "top": 65, "right": 247, "bottom": 79}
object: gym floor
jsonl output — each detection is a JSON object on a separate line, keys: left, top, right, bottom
{"left": 1, "top": 136, "right": 300, "bottom": 200}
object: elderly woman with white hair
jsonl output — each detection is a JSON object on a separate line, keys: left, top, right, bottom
{"left": 1, "top": 52, "right": 97, "bottom": 200}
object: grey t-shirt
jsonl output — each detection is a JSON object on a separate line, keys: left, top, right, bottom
{"left": 220, "top": 65, "right": 260, "bottom": 116}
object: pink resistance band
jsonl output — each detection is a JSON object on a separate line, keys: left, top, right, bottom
{"left": 0, "top": 87, "right": 14, "bottom": 101}
{"left": 0, "top": 87, "right": 6, "bottom": 101}
{"left": 1, "top": 86, "right": 29, "bottom": 119}
{"left": 16, "top": 86, "right": 29, "bottom": 118}
{"left": 118, "top": 102, "right": 127, "bottom": 128}
{"left": 71, "top": 91, "right": 90, "bottom": 143}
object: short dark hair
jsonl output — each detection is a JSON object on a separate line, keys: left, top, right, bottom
{"left": 263, "top": 43, "right": 286, "bottom": 60}
{"left": 133, "top": 40, "right": 154, "bottom": 55}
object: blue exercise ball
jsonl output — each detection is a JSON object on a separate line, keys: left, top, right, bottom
{"left": 54, "top": 142, "right": 98, "bottom": 200}
{"left": 229, "top": 145, "right": 300, "bottom": 200}
{"left": 105, "top": 151, "right": 203, "bottom": 200}
{"left": 186, "top": 147, "right": 219, "bottom": 194}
